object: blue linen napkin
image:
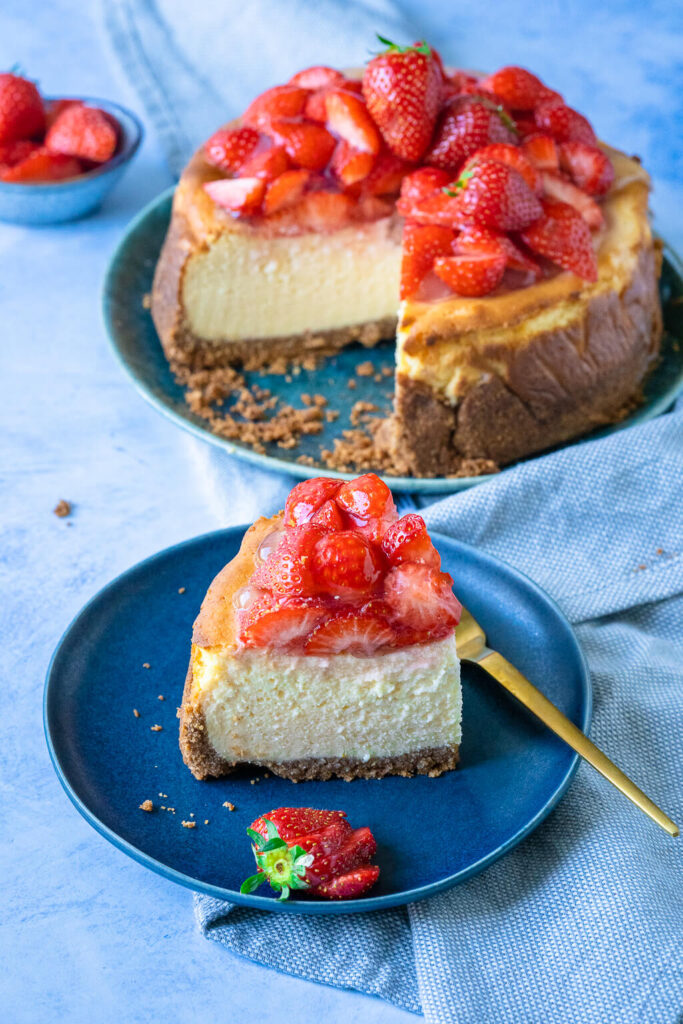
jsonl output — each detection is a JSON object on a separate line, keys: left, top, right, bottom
{"left": 103, "top": 3, "right": 683, "bottom": 1020}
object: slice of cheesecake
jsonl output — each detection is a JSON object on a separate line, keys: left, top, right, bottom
{"left": 180, "top": 473, "right": 462, "bottom": 782}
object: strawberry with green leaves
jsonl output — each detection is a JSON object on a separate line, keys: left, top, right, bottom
{"left": 447, "top": 159, "right": 542, "bottom": 232}
{"left": 240, "top": 807, "right": 380, "bottom": 901}
{"left": 362, "top": 37, "right": 442, "bottom": 161}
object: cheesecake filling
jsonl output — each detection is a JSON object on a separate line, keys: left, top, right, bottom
{"left": 193, "top": 633, "right": 461, "bottom": 765}
{"left": 182, "top": 217, "right": 402, "bottom": 342}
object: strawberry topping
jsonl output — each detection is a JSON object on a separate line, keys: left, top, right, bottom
{"left": 238, "top": 474, "right": 460, "bottom": 655}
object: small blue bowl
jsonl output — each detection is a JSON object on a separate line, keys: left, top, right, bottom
{"left": 0, "top": 97, "right": 143, "bottom": 225}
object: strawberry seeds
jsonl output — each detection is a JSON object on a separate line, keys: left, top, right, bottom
{"left": 236, "top": 473, "right": 462, "bottom": 655}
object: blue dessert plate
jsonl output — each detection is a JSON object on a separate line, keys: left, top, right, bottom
{"left": 102, "top": 188, "right": 683, "bottom": 493}
{"left": 44, "top": 527, "right": 591, "bottom": 915}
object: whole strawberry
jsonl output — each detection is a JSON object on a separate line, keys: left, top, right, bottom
{"left": 362, "top": 37, "right": 441, "bottom": 161}
{"left": 46, "top": 103, "right": 118, "bottom": 163}
{"left": 0, "top": 73, "right": 45, "bottom": 145}
{"left": 240, "top": 807, "right": 380, "bottom": 900}
{"left": 449, "top": 158, "right": 542, "bottom": 232}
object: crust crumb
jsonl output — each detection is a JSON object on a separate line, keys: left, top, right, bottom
{"left": 178, "top": 586, "right": 186, "bottom": 594}
{"left": 355, "top": 360, "right": 374, "bottom": 377}
{"left": 53, "top": 499, "right": 72, "bottom": 518}
{"left": 139, "top": 799, "right": 154, "bottom": 812}
{"left": 181, "top": 820, "right": 196, "bottom": 829}
{"left": 142, "top": 662, "right": 151, "bottom": 669}
{"left": 223, "top": 801, "right": 236, "bottom": 811}
{"left": 158, "top": 695, "right": 165, "bottom": 701}
{"left": 150, "top": 724, "right": 163, "bottom": 732}
{"left": 133, "top": 708, "right": 140, "bottom": 718}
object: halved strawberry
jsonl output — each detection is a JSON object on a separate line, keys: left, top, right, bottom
{"left": 305, "top": 608, "right": 396, "bottom": 655}
{"left": 242, "top": 85, "right": 309, "bottom": 130}
{"left": 396, "top": 166, "right": 451, "bottom": 217}
{"left": 204, "top": 126, "right": 260, "bottom": 173}
{"left": 424, "top": 95, "right": 517, "bottom": 172}
{"left": 285, "top": 477, "right": 342, "bottom": 526}
{"left": 331, "top": 140, "right": 375, "bottom": 186}
{"left": 558, "top": 140, "right": 615, "bottom": 196}
{"left": 303, "top": 89, "right": 330, "bottom": 123}
{"left": 239, "top": 144, "right": 290, "bottom": 182}
{"left": 203, "top": 176, "right": 266, "bottom": 214}
{"left": 311, "top": 498, "right": 345, "bottom": 531}
{"left": 45, "top": 98, "right": 82, "bottom": 131}
{"left": 335, "top": 473, "right": 397, "bottom": 532}
{"left": 325, "top": 90, "right": 381, "bottom": 154}
{"left": 384, "top": 563, "right": 462, "bottom": 633}
{"left": 46, "top": 103, "right": 118, "bottom": 163}
{"left": 268, "top": 120, "right": 336, "bottom": 171}
{"left": 470, "top": 142, "right": 542, "bottom": 194}
{"left": 250, "top": 807, "right": 348, "bottom": 842}
{"left": 479, "top": 66, "right": 559, "bottom": 111}
{"left": 534, "top": 98, "right": 596, "bottom": 146}
{"left": 0, "top": 138, "right": 40, "bottom": 173}
{"left": 400, "top": 222, "right": 455, "bottom": 299}
{"left": 311, "top": 531, "right": 383, "bottom": 599}
{"left": 1, "top": 147, "right": 81, "bottom": 182}
{"left": 450, "top": 159, "right": 542, "bottom": 232}
{"left": 522, "top": 133, "right": 559, "bottom": 172}
{"left": 263, "top": 168, "right": 311, "bottom": 214}
{"left": 521, "top": 200, "right": 598, "bottom": 281}
{"left": 362, "top": 38, "right": 442, "bottom": 161}
{"left": 541, "top": 171, "right": 603, "bottom": 229}
{"left": 238, "top": 594, "right": 328, "bottom": 649}
{"left": 363, "top": 151, "right": 413, "bottom": 195}
{"left": 314, "top": 865, "right": 380, "bottom": 899}
{"left": 457, "top": 224, "right": 540, "bottom": 274}
{"left": 250, "top": 524, "right": 322, "bottom": 596}
{"left": 296, "top": 190, "right": 356, "bottom": 231}
{"left": 289, "top": 66, "right": 345, "bottom": 90}
{"left": 381, "top": 513, "right": 441, "bottom": 568}
{"left": 433, "top": 248, "right": 507, "bottom": 297}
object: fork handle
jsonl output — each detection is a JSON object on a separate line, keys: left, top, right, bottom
{"left": 478, "top": 650, "right": 679, "bottom": 837}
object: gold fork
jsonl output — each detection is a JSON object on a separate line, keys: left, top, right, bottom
{"left": 455, "top": 605, "right": 679, "bottom": 837}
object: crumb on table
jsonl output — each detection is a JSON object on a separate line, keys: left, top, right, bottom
{"left": 53, "top": 499, "right": 72, "bottom": 518}
{"left": 139, "top": 800, "right": 154, "bottom": 812}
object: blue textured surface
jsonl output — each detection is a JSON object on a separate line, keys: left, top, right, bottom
{"left": 104, "top": 191, "right": 683, "bottom": 492}
{"left": 2, "top": 1, "right": 682, "bottom": 1022}
{"left": 0, "top": 98, "right": 142, "bottom": 224}
{"left": 45, "top": 527, "right": 590, "bottom": 913}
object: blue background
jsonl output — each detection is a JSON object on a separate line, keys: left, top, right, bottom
{"left": 1, "top": 1, "right": 681, "bottom": 1022}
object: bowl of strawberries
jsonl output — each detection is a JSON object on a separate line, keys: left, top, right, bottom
{"left": 0, "top": 72, "right": 143, "bottom": 225}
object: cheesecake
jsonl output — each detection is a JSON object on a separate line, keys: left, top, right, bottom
{"left": 152, "top": 47, "right": 662, "bottom": 475}
{"left": 179, "top": 473, "right": 463, "bottom": 781}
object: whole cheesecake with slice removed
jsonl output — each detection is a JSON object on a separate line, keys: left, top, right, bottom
{"left": 179, "top": 473, "right": 463, "bottom": 781}
{"left": 152, "top": 46, "right": 662, "bottom": 475}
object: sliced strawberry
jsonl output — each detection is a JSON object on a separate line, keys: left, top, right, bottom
{"left": 541, "top": 171, "right": 603, "bottom": 229}
{"left": 451, "top": 159, "right": 542, "bottom": 232}
{"left": 424, "top": 95, "right": 517, "bottom": 172}
{"left": 242, "top": 85, "right": 309, "bottom": 130}
{"left": 250, "top": 807, "right": 348, "bottom": 843}
{"left": 237, "top": 143, "right": 289, "bottom": 182}
{"left": 296, "top": 190, "right": 356, "bottom": 230}
{"left": 479, "top": 66, "right": 558, "bottom": 111}
{"left": 0, "top": 139, "right": 40, "bottom": 173}
{"left": 396, "top": 166, "right": 452, "bottom": 216}
{"left": 303, "top": 89, "right": 330, "bottom": 123}
{"left": 381, "top": 513, "right": 441, "bottom": 568}
{"left": 522, "top": 133, "right": 559, "bottom": 172}
{"left": 289, "top": 66, "right": 345, "bottom": 90}
{"left": 521, "top": 200, "right": 598, "bottom": 281}
{"left": 311, "top": 498, "right": 345, "bottom": 531}
{"left": 331, "top": 140, "right": 375, "bottom": 186}
{"left": 325, "top": 90, "right": 381, "bottom": 155}
{"left": 1, "top": 147, "right": 81, "bottom": 182}
{"left": 0, "top": 73, "right": 45, "bottom": 145}
{"left": 458, "top": 224, "right": 540, "bottom": 275}
{"left": 307, "top": 827, "right": 377, "bottom": 885}
{"left": 204, "top": 126, "right": 260, "bottom": 173}
{"left": 46, "top": 103, "right": 118, "bottom": 162}
{"left": 238, "top": 594, "right": 328, "bottom": 649}
{"left": 268, "top": 121, "right": 336, "bottom": 171}
{"left": 250, "top": 524, "right": 322, "bottom": 596}
{"left": 292, "top": 820, "right": 354, "bottom": 868}
{"left": 335, "top": 473, "right": 397, "bottom": 530}
{"left": 384, "top": 563, "right": 462, "bottom": 633}
{"left": 558, "top": 140, "right": 614, "bottom": 196}
{"left": 285, "top": 477, "right": 342, "bottom": 526}
{"left": 534, "top": 98, "right": 597, "bottom": 145}
{"left": 363, "top": 151, "right": 413, "bottom": 195}
{"left": 400, "top": 223, "right": 455, "bottom": 299}
{"left": 433, "top": 249, "right": 506, "bottom": 297}
{"left": 305, "top": 608, "right": 397, "bottom": 655}
{"left": 203, "top": 176, "right": 266, "bottom": 214}
{"left": 471, "top": 142, "right": 542, "bottom": 194}
{"left": 362, "top": 39, "right": 442, "bottom": 161}
{"left": 314, "top": 864, "right": 380, "bottom": 899}
{"left": 263, "top": 168, "right": 311, "bottom": 215}
{"left": 311, "top": 531, "right": 383, "bottom": 599}
{"left": 44, "top": 98, "right": 82, "bottom": 131}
